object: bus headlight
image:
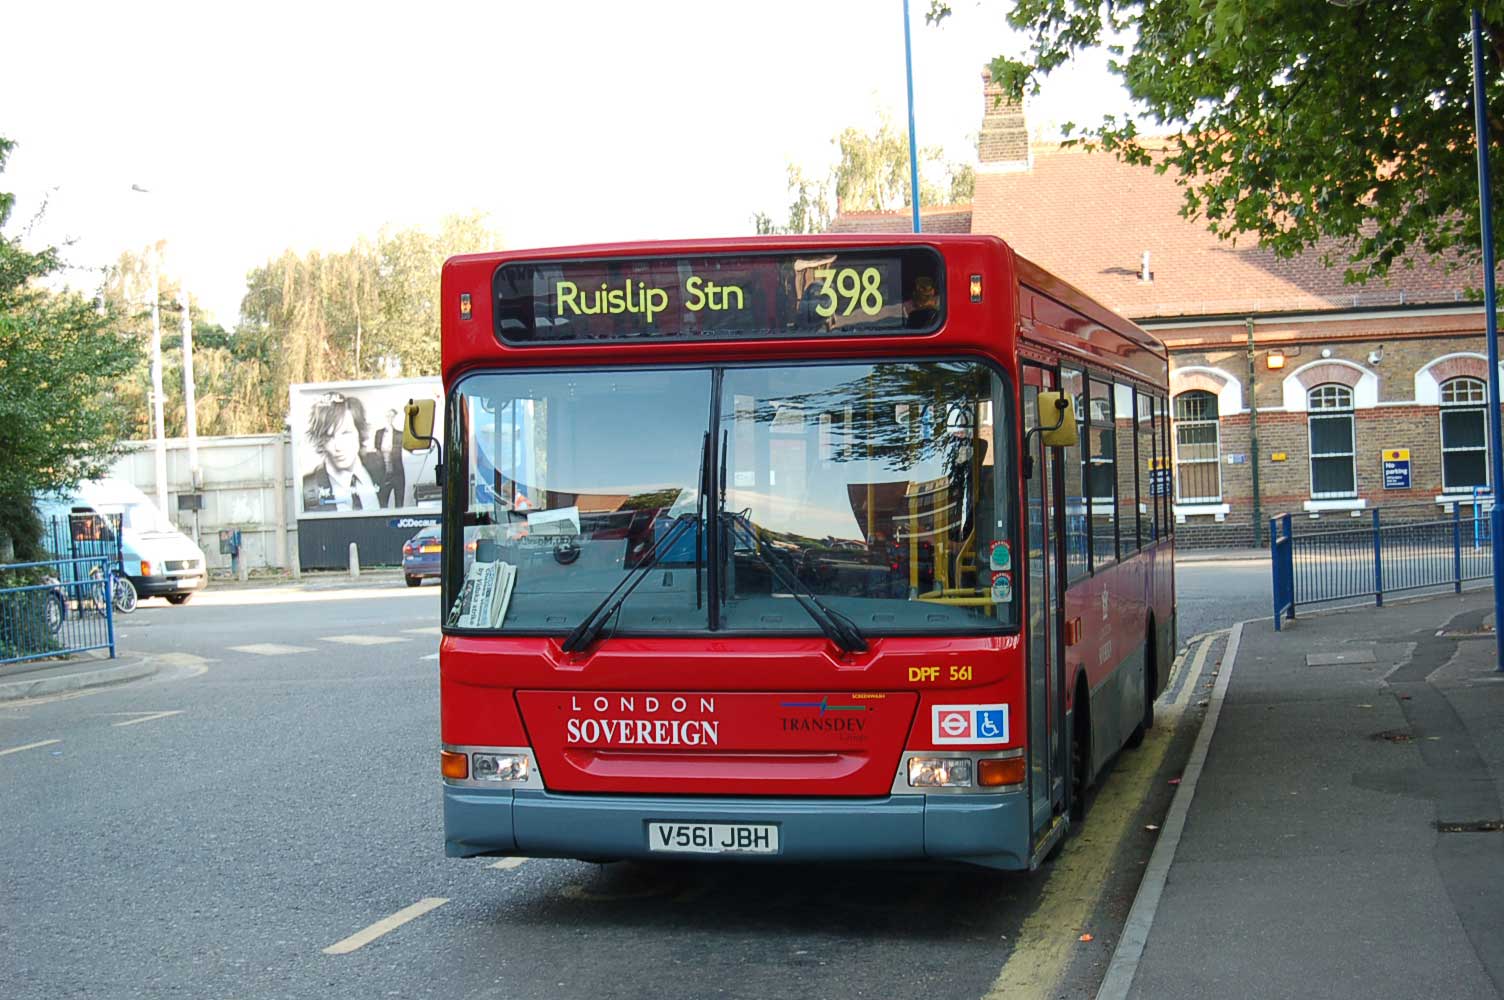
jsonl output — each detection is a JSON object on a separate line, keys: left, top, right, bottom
{"left": 472, "top": 752, "right": 531, "bottom": 782}
{"left": 908, "top": 757, "right": 974, "bottom": 788}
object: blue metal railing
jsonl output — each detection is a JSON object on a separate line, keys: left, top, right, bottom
{"left": 1270, "top": 499, "right": 1494, "bottom": 630}
{"left": 1, "top": 514, "right": 123, "bottom": 668}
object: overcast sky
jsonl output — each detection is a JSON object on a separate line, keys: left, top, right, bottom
{"left": 2, "top": 1, "right": 1134, "bottom": 326}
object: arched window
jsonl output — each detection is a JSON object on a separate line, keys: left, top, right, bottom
{"left": 1173, "top": 389, "right": 1220, "bottom": 503}
{"left": 1441, "top": 377, "right": 1488, "bottom": 492}
{"left": 1308, "top": 384, "right": 1356, "bottom": 498}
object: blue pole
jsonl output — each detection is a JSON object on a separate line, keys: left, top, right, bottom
{"left": 1455, "top": 499, "right": 1464, "bottom": 593}
{"left": 1471, "top": 9, "right": 1504, "bottom": 671}
{"left": 903, "top": 0, "right": 922, "bottom": 234}
{"left": 1372, "top": 507, "right": 1384, "bottom": 607}
{"left": 1270, "top": 515, "right": 1282, "bottom": 631}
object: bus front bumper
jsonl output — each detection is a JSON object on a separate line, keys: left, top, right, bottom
{"left": 443, "top": 786, "right": 1031, "bottom": 870}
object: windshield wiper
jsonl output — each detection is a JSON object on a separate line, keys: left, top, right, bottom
{"left": 724, "top": 516, "right": 868, "bottom": 654}
{"left": 561, "top": 512, "right": 700, "bottom": 654}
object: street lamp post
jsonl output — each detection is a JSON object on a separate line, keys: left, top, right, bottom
{"left": 903, "top": 0, "right": 922, "bottom": 234}
{"left": 132, "top": 184, "right": 201, "bottom": 537}
{"left": 138, "top": 207, "right": 169, "bottom": 516}
{"left": 1468, "top": 9, "right": 1504, "bottom": 671}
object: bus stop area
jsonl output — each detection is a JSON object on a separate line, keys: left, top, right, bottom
{"left": 1101, "top": 589, "right": 1504, "bottom": 999}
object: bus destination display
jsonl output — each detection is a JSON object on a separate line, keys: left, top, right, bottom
{"left": 492, "top": 248, "right": 944, "bottom": 344}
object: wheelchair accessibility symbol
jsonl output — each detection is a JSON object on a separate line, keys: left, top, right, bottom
{"left": 931, "top": 704, "right": 1009, "bottom": 744}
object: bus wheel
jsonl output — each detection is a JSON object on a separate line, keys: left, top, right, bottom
{"left": 1069, "top": 681, "right": 1091, "bottom": 822}
{"left": 1126, "top": 627, "right": 1157, "bottom": 749}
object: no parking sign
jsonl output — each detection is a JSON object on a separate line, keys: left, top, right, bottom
{"left": 1382, "top": 448, "right": 1411, "bottom": 490}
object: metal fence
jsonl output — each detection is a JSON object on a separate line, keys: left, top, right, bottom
{"left": 1270, "top": 500, "right": 1495, "bottom": 630}
{"left": 0, "top": 514, "right": 122, "bottom": 667}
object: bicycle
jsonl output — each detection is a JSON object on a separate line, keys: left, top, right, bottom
{"left": 87, "top": 565, "right": 137, "bottom": 615}
{"left": 41, "top": 575, "right": 67, "bottom": 635}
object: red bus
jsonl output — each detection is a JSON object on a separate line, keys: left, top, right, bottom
{"left": 432, "top": 235, "right": 1175, "bottom": 869}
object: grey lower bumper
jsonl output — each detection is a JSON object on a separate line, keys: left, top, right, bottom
{"left": 443, "top": 786, "right": 1031, "bottom": 869}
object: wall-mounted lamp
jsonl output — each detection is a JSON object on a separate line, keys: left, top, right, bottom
{"left": 1368, "top": 346, "right": 1384, "bottom": 365}
{"left": 1266, "top": 350, "right": 1286, "bottom": 370}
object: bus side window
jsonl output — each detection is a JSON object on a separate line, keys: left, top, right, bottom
{"left": 1086, "top": 376, "right": 1116, "bottom": 568}
{"left": 1137, "top": 389, "right": 1156, "bottom": 545}
{"left": 1115, "top": 383, "right": 1138, "bottom": 554}
{"left": 1154, "top": 395, "right": 1172, "bottom": 538}
{"left": 1059, "top": 367, "right": 1089, "bottom": 583}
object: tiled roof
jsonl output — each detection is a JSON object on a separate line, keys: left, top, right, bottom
{"left": 829, "top": 205, "right": 973, "bottom": 235}
{"left": 970, "top": 145, "right": 1484, "bottom": 320}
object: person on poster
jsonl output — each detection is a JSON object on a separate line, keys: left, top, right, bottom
{"left": 373, "top": 407, "right": 407, "bottom": 508}
{"left": 302, "top": 393, "right": 386, "bottom": 512}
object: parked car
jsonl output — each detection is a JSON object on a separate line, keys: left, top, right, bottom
{"left": 402, "top": 526, "right": 442, "bottom": 587}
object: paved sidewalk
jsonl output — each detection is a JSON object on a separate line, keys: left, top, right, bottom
{"left": 0, "top": 651, "right": 154, "bottom": 702}
{"left": 1107, "top": 592, "right": 1504, "bottom": 999}
{"left": 205, "top": 567, "right": 404, "bottom": 591}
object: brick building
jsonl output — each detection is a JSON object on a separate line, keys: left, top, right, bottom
{"left": 830, "top": 72, "right": 1500, "bottom": 547}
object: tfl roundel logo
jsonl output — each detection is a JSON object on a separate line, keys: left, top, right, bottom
{"left": 932, "top": 704, "right": 1009, "bottom": 745}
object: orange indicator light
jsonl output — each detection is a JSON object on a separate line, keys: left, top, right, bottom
{"left": 460, "top": 293, "right": 473, "bottom": 320}
{"left": 978, "top": 757, "right": 1026, "bottom": 787}
{"left": 969, "top": 274, "right": 983, "bottom": 302}
{"left": 441, "top": 750, "right": 469, "bottom": 779}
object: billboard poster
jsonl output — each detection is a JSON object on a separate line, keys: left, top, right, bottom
{"left": 289, "top": 377, "right": 443, "bottom": 519}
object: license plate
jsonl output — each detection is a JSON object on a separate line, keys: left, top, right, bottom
{"left": 647, "top": 822, "right": 779, "bottom": 855}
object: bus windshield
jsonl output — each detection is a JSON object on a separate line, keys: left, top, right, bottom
{"left": 447, "top": 360, "right": 1015, "bottom": 636}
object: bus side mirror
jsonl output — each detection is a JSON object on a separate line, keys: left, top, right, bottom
{"left": 403, "top": 399, "right": 436, "bottom": 451}
{"left": 1037, "top": 391, "right": 1078, "bottom": 449}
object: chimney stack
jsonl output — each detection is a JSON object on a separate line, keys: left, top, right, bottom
{"left": 978, "top": 71, "right": 1030, "bottom": 172}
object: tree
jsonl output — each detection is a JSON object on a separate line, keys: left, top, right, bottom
{"left": 755, "top": 166, "right": 833, "bottom": 234}
{"left": 933, "top": 1, "right": 1504, "bottom": 280}
{"left": 0, "top": 137, "right": 141, "bottom": 560}
{"left": 100, "top": 247, "right": 278, "bottom": 439}
{"left": 758, "top": 119, "right": 975, "bottom": 233}
{"left": 238, "top": 212, "right": 501, "bottom": 413}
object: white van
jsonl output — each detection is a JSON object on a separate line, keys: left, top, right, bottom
{"left": 35, "top": 478, "right": 208, "bottom": 605}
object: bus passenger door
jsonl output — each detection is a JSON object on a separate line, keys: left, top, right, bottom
{"left": 1023, "top": 364, "right": 1067, "bottom": 839}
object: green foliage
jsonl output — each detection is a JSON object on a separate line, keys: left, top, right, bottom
{"left": 756, "top": 166, "right": 833, "bottom": 234}
{"left": 100, "top": 247, "right": 274, "bottom": 439}
{"left": 0, "top": 136, "right": 141, "bottom": 529}
{"left": 937, "top": 0, "right": 1504, "bottom": 280}
{"left": 759, "top": 118, "right": 974, "bottom": 233}
{"left": 238, "top": 212, "right": 500, "bottom": 424}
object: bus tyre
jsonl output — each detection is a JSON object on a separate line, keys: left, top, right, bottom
{"left": 406, "top": 575, "right": 422, "bottom": 588}
{"left": 1069, "top": 687, "right": 1091, "bottom": 822}
{"left": 1126, "top": 629, "right": 1157, "bottom": 749}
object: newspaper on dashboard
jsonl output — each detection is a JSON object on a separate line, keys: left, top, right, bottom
{"left": 446, "top": 559, "right": 517, "bottom": 628}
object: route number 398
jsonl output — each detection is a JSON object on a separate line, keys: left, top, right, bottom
{"left": 813, "top": 267, "right": 884, "bottom": 318}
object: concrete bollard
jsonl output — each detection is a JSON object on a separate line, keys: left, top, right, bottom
{"left": 238, "top": 555, "right": 249, "bottom": 583}
{"left": 348, "top": 542, "right": 360, "bottom": 579}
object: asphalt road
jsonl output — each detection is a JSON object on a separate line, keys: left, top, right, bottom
{"left": 1173, "top": 558, "right": 1270, "bottom": 643}
{"left": 1, "top": 563, "right": 1265, "bottom": 999}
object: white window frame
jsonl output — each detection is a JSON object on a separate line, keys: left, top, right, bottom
{"left": 1173, "top": 389, "right": 1222, "bottom": 503}
{"left": 1308, "top": 384, "right": 1356, "bottom": 500}
{"left": 1440, "top": 376, "right": 1489, "bottom": 494}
